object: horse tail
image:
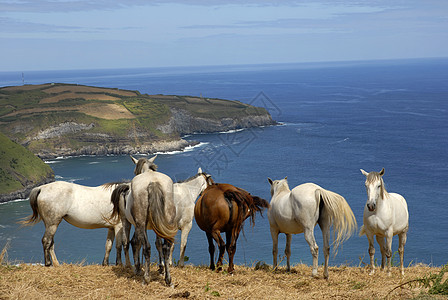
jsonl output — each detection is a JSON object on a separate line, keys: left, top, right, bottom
{"left": 146, "top": 182, "right": 177, "bottom": 243}
{"left": 110, "top": 184, "right": 129, "bottom": 220}
{"left": 224, "top": 190, "right": 269, "bottom": 227}
{"left": 19, "top": 187, "right": 41, "bottom": 226}
{"left": 316, "top": 188, "right": 357, "bottom": 254}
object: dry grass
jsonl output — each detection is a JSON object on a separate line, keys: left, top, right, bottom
{"left": 0, "top": 261, "right": 443, "bottom": 299}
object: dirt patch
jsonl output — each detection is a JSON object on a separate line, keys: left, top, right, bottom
{"left": 0, "top": 263, "right": 443, "bottom": 300}
{"left": 43, "top": 85, "right": 138, "bottom": 97}
{"left": 78, "top": 103, "right": 135, "bottom": 119}
{"left": 40, "top": 93, "right": 121, "bottom": 104}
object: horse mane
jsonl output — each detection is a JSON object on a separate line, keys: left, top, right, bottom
{"left": 101, "top": 180, "right": 129, "bottom": 190}
{"left": 135, "top": 158, "right": 158, "bottom": 174}
{"left": 365, "top": 172, "right": 389, "bottom": 199}
{"left": 176, "top": 173, "right": 202, "bottom": 184}
{"left": 223, "top": 187, "right": 269, "bottom": 227}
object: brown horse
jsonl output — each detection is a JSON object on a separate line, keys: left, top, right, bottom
{"left": 194, "top": 183, "right": 269, "bottom": 274}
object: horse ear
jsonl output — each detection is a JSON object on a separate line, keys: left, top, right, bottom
{"left": 360, "top": 169, "right": 369, "bottom": 177}
{"left": 284, "top": 176, "right": 288, "bottom": 181}
{"left": 130, "top": 155, "right": 138, "bottom": 164}
{"left": 379, "top": 168, "right": 385, "bottom": 176}
{"left": 198, "top": 167, "right": 202, "bottom": 173}
{"left": 149, "top": 154, "right": 157, "bottom": 163}
{"left": 268, "top": 178, "right": 273, "bottom": 185}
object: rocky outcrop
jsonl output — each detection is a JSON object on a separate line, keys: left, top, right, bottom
{"left": 36, "top": 139, "right": 196, "bottom": 159}
{"left": 34, "top": 122, "right": 95, "bottom": 140}
{"left": 157, "top": 108, "right": 277, "bottom": 135}
{"left": 0, "top": 176, "right": 54, "bottom": 203}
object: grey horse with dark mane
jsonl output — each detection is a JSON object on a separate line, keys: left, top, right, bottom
{"left": 111, "top": 155, "right": 177, "bottom": 286}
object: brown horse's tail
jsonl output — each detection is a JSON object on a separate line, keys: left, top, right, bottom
{"left": 316, "top": 188, "right": 357, "bottom": 254}
{"left": 110, "top": 184, "right": 130, "bottom": 221}
{"left": 19, "top": 187, "right": 41, "bottom": 226}
{"left": 224, "top": 189, "right": 269, "bottom": 227}
{"left": 146, "top": 182, "right": 178, "bottom": 243}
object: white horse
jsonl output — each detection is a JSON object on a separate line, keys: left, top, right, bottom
{"left": 158, "top": 168, "right": 213, "bottom": 268}
{"left": 110, "top": 155, "right": 177, "bottom": 285}
{"left": 360, "top": 168, "right": 409, "bottom": 276}
{"left": 21, "top": 181, "right": 131, "bottom": 267}
{"left": 112, "top": 162, "right": 212, "bottom": 269}
{"left": 268, "top": 177, "right": 357, "bottom": 278}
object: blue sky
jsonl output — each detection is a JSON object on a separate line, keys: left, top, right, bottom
{"left": 1, "top": 0, "right": 447, "bottom": 71}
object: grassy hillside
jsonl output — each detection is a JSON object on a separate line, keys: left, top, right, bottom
{"left": 0, "top": 83, "right": 273, "bottom": 157}
{"left": 0, "top": 132, "right": 53, "bottom": 196}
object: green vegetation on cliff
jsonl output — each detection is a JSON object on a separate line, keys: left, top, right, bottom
{"left": 0, "top": 83, "right": 275, "bottom": 158}
{"left": 0, "top": 132, "right": 54, "bottom": 196}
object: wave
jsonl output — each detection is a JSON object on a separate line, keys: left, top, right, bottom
{"left": 44, "top": 160, "right": 61, "bottom": 164}
{"left": 0, "top": 198, "right": 28, "bottom": 205}
{"left": 154, "top": 142, "right": 209, "bottom": 155}
{"left": 218, "top": 128, "right": 245, "bottom": 134}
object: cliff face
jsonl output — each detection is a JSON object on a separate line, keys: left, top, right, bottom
{"left": 0, "top": 84, "right": 277, "bottom": 201}
{"left": 157, "top": 108, "right": 276, "bottom": 135}
{"left": 0, "top": 84, "right": 277, "bottom": 159}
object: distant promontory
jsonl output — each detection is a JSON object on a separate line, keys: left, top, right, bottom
{"left": 0, "top": 83, "right": 276, "bottom": 201}
{"left": 0, "top": 83, "right": 276, "bottom": 158}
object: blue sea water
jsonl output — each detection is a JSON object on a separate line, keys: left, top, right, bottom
{"left": 0, "top": 58, "right": 447, "bottom": 268}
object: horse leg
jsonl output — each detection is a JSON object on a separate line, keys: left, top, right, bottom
{"left": 285, "top": 234, "right": 292, "bottom": 272}
{"left": 102, "top": 228, "right": 115, "bottom": 266}
{"left": 155, "top": 236, "right": 164, "bottom": 274}
{"left": 270, "top": 228, "right": 279, "bottom": 270}
{"left": 162, "top": 238, "right": 173, "bottom": 286}
{"left": 319, "top": 221, "right": 331, "bottom": 279}
{"left": 178, "top": 222, "right": 192, "bottom": 267}
{"left": 50, "top": 243, "right": 59, "bottom": 266}
{"left": 122, "top": 218, "right": 132, "bottom": 267}
{"left": 135, "top": 226, "right": 151, "bottom": 284}
{"left": 304, "top": 227, "right": 319, "bottom": 278}
{"left": 225, "top": 230, "right": 240, "bottom": 274}
{"left": 42, "top": 223, "right": 59, "bottom": 266}
{"left": 212, "top": 231, "right": 226, "bottom": 272}
{"left": 131, "top": 231, "right": 142, "bottom": 275}
{"left": 206, "top": 232, "right": 215, "bottom": 270}
{"left": 385, "top": 230, "right": 394, "bottom": 276}
{"left": 375, "top": 235, "right": 386, "bottom": 270}
{"left": 366, "top": 232, "right": 376, "bottom": 275}
{"left": 114, "top": 226, "right": 124, "bottom": 266}
{"left": 398, "top": 231, "right": 407, "bottom": 276}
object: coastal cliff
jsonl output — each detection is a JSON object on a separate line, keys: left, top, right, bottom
{"left": 0, "top": 84, "right": 276, "bottom": 159}
{"left": 0, "top": 84, "right": 275, "bottom": 200}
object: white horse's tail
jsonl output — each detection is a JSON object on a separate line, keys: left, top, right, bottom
{"left": 19, "top": 187, "right": 41, "bottom": 226}
{"left": 316, "top": 188, "right": 357, "bottom": 254}
{"left": 147, "top": 182, "right": 178, "bottom": 243}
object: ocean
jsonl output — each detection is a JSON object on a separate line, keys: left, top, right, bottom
{"left": 0, "top": 58, "right": 447, "bottom": 268}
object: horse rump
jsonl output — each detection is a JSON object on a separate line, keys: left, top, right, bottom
{"left": 223, "top": 189, "right": 269, "bottom": 227}
{"left": 110, "top": 184, "right": 130, "bottom": 220}
{"left": 146, "top": 182, "right": 177, "bottom": 243}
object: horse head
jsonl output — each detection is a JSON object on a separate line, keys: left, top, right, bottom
{"left": 130, "top": 155, "right": 158, "bottom": 175}
{"left": 268, "top": 177, "right": 288, "bottom": 197}
{"left": 361, "top": 168, "right": 386, "bottom": 212}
